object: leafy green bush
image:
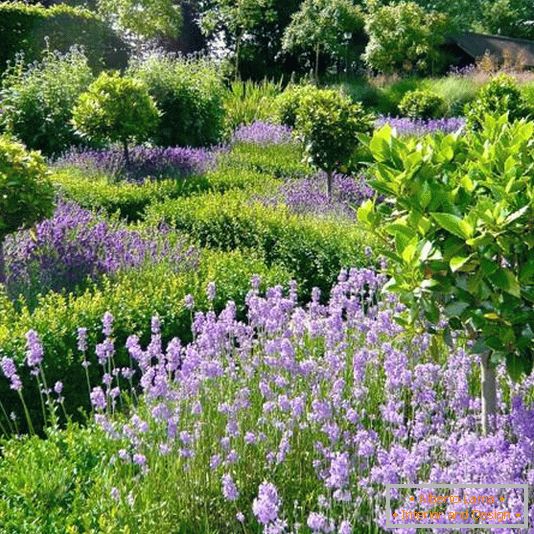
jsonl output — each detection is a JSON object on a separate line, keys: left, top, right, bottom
{"left": 275, "top": 84, "right": 322, "bottom": 127}
{"left": 358, "top": 115, "right": 534, "bottom": 433}
{"left": 145, "top": 190, "right": 373, "bottom": 297}
{"left": 363, "top": 1, "right": 448, "bottom": 75}
{"left": 129, "top": 54, "right": 226, "bottom": 147}
{"left": 0, "top": 249, "right": 290, "bottom": 421}
{"left": 0, "top": 2, "right": 128, "bottom": 72}
{"left": 398, "top": 89, "right": 447, "bottom": 119}
{"left": 223, "top": 79, "right": 283, "bottom": 132}
{"left": 295, "top": 88, "right": 373, "bottom": 196}
{"left": 0, "top": 49, "right": 94, "bottom": 156}
{"left": 72, "top": 72, "right": 160, "bottom": 162}
{"left": 465, "top": 74, "right": 531, "bottom": 130}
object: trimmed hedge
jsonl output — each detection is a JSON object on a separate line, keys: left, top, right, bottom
{"left": 0, "top": 248, "right": 291, "bottom": 425}
{"left": 0, "top": 2, "right": 128, "bottom": 71}
{"left": 145, "top": 190, "right": 374, "bottom": 297}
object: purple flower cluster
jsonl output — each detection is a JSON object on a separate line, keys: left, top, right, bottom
{"left": 233, "top": 122, "right": 293, "bottom": 145}
{"left": 53, "top": 145, "right": 217, "bottom": 182}
{"left": 3, "top": 201, "right": 198, "bottom": 300}
{"left": 262, "top": 173, "right": 375, "bottom": 219}
{"left": 375, "top": 116, "right": 466, "bottom": 136}
{"left": 3, "top": 271, "right": 533, "bottom": 531}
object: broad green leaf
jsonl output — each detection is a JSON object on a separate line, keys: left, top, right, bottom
{"left": 489, "top": 268, "right": 521, "bottom": 298}
{"left": 431, "top": 213, "right": 471, "bottom": 239}
{"left": 450, "top": 255, "right": 471, "bottom": 272}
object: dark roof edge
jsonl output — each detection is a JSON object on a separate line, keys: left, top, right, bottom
{"left": 451, "top": 31, "right": 534, "bottom": 47}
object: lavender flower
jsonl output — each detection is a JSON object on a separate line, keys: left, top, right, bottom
{"left": 1, "top": 357, "right": 22, "bottom": 392}
{"left": 253, "top": 481, "right": 280, "bottom": 525}
{"left": 222, "top": 473, "right": 239, "bottom": 501}
{"left": 233, "top": 122, "right": 293, "bottom": 145}
{"left": 375, "top": 116, "right": 466, "bottom": 136}
{"left": 25, "top": 330, "right": 43, "bottom": 369}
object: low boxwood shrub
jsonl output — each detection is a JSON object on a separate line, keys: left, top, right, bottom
{"left": 0, "top": 249, "right": 291, "bottom": 424}
{"left": 129, "top": 53, "right": 226, "bottom": 148}
{"left": 398, "top": 89, "right": 447, "bottom": 119}
{"left": 145, "top": 190, "right": 373, "bottom": 297}
{"left": 51, "top": 170, "right": 207, "bottom": 221}
{"left": 0, "top": 2, "right": 128, "bottom": 72}
{"left": 0, "top": 48, "right": 94, "bottom": 156}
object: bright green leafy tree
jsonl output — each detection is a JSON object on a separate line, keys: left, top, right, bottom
{"left": 295, "top": 89, "right": 373, "bottom": 198}
{"left": 0, "top": 135, "right": 55, "bottom": 285}
{"left": 358, "top": 115, "right": 534, "bottom": 434}
{"left": 72, "top": 72, "right": 160, "bottom": 164}
{"left": 282, "top": 0, "right": 364, "bottom": 81}
{"left": 363, "top": 1, "right": 448, "bottom": 74}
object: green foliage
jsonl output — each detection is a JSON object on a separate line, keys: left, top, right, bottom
{"left": 363, "top": 1, "right": 448, "bottom": 75}
{"left": 51, "top": 169, "right": 206, "bottom": 221}
{"left": 0, "top": 2, "right": 128, "bottom": 72}
{"left": 0, "top": 48, "right": 94, "bottom": 156}
{"left": 477, "top": 0, "right": 534, "bottom": 40}
{"left": 0, "top": 135, "right": 55, "bottom": 239}
{"left": 97, "top": 0, "right": 182, "bottom": 39}
{"left": 282, "top": 0, "right": 364, "bottom": 78}
{"left": 72, "top": 72, "right": 160, "bottom": 155}
{"left": 424, "top": 76, "right": 480, "bottom": 116}
{"left": 145, "top": 190, "right": 373, "bottom": 297}
{"left": 0, "top": 249, "right": 290, "bottom": 420}
{"left": 129, "top": 54, "right": 226, "bottom": 147}
{"left": 223, "top": 79, "right": 283, "bottom": 131}
{"left": 465, "top": 74, "right": 531, "bottom": 130}
{"left": 275, "top": 84, "right": 322, "bottom": 127}
{"left": 358, "top": 115, "right": 534, "bottom": 378}
{"left": 398, "top": 89, "right": 447, "bottom": 119}
{"left": 294, "top": 89, "right": 373, "bottom": 194}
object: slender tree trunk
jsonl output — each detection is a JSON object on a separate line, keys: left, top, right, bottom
{"left": 326, "top": 171, "right": 333, "bottom": 200}
{"left": 123, "top": 141, "right": 130, "bottom": 167}
{"left": 480, "top": 351, "right": 497, "bottom": 435}
{"left": 315, "top": 42, "right": 320, "bottom": 83}
{"left": 0, "top": 239, "right": 5, "bottom": 289}
{"left": 235, "top": 31, "right": 242, "bottom": 81}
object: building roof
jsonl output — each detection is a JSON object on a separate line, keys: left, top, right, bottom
{"left": 450, "top": 32, "right": 534, "bottom": 67}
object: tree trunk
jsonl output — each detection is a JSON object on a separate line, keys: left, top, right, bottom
{"left": 0, "top": 239, "right": 5, "bottom": 288}
{"left": 235, "top": 31, "right": 242, "bottom": 81}
{"left": 123, "top": 141, "right": 130, "bottom": 167}
{"left": 315, "top": 42, "right": 320, "bottom": 83}
{"left": 326, "top": 171, "right": 333, "bottom": 200}
{"left": 480, "top": 351, "right": 497, "bottom": 435}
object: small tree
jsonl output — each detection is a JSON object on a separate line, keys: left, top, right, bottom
{"left": 363, "top": 1, "right": 448, "bottom": 75}
{"left": 294, "top": 89, "right": 373, "bottom": 198}
{"left": 358, "top": 115, "right": 534, "bottom": 435}
{"left": 282, "top": 0, "right": 364, "bottom": 81}
{"left": 0, "top": 135, "right": 55, "bottom": 285}
{"left": 72, "top": 72, "right": 160, "bottom": 164}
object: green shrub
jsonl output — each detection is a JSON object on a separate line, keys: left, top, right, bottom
{"left": 145, "top": 190, "right": 373, "bottom": 297}
{"left": 51, "top": 170, "right": 207, "bottom": 221}
{"left": 0, "top": 2, "right": 128, "bottom": 72}
{"left": 295, "top": 88, "right": 373, "bottom": 196}
{"left": 129, "top": 54, "right": 226, "bottom": 147}
{"left": 223, "top": 79, "right": 283, "bottom": 132}
{"left": 398, "top": 89, "right": 447, "bottom": 119}
{"left": 0, "top": 249, "right": 291, "bottom": 423}
{"left": 72, "top": 72, "right": 160, "bottom": 162}
{"left": 0, "top": 135, "right": 54, "bottom": 240}
{"left": 465, "top": 74, "right": 531, "bottom": 130}
{"left": 275, "top": 84, "right": 322, "bottom": 127}
{"left": 0, "top": 48, "right": 94, "bottom": 156}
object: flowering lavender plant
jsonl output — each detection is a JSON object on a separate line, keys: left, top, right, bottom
{"left": 232, "top": 122, "right": 294, "bottom": 145}
{"left": 262, "top": 173, "right": 375, "bottom": 219}
{"left": 3, "top": 201, "right": 198, "bottom": 302}
{"left": 375, "top": 116, "right": 466, "bottom": 136}
{"left": 53, "top": 145, "right": 217, "bottom": 182}
{"left": 2, "top": 270, "right": 531, "bottom": 531}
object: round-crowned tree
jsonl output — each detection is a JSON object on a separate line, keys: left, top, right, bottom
{"left": 72, "top": 72, "right": 160, "bottom": 164}
{"left": 0, "top": 135, "right": 55, "bottom": 284}
{"left": 294, "top": 89, "right": 373, "bottom": 198}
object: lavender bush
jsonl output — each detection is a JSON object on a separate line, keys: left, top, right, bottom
{"left": 375, "top": 116, "right": 466, "bottom": 136}
{"left": 53, "top": 145, "right": 217, "bottom": 182}
{"left": 1, "top": 271, "right": 532, "bottom": 531}
{"left": 3, "top": 201, "right": 198, "bottom": 303}
{"left": 262, "top": 173, "right": 375, "bottom": 219}
{"left": 233, "top": 121, "right": 294, "bottom": 145}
